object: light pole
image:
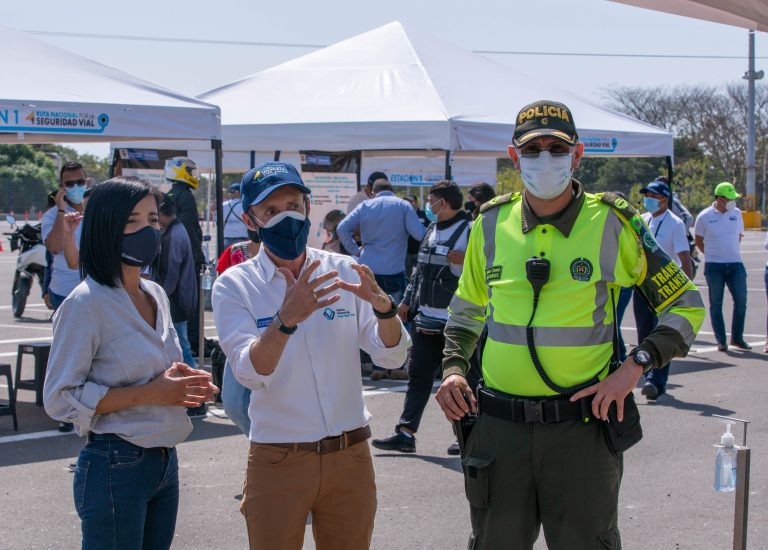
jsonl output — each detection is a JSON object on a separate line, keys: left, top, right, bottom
{"left": 743, "top": 30, "right": 764, "bottom": 215}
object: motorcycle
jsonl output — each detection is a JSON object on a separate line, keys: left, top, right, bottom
{"left": 4, "top": 215, "right": 47, "bottom": 318}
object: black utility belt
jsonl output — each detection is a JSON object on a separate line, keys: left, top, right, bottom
{"left": 478, "top": 387, "right": 593, "bottom": 424}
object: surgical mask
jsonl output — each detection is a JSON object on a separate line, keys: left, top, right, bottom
{"left": 66, "top": 185, "right": 87, "bottom": 205}
{"left": 643, "top": 197, "right": 660, "bottom": 214}
{"left": 120, "top": 226, "right": 161, "bottom": 267}
{"left": 725, "top": 200, "right": 736, "bottom": 211}
{"left": 518, "top": 151, "right": 574, "bottom": 200}
{"left": 254, "top": 210, "right": 310, "bottom": 260}
{"left": 425, "top": 199, "right": 443, "bottom": 223}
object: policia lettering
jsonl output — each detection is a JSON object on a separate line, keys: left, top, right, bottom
{"left": 518, "top": 104, "right": 571, "bottom": 125}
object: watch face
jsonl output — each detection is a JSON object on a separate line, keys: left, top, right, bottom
{"left": 634, "top": 349, "right": 651, "bottom": 365}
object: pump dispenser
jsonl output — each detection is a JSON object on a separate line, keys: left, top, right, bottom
{"left": 714, "top": 421, "right": 737, "bottom": 492}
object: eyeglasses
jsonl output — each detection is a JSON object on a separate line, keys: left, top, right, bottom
{"left": 63, "top": 179, "right": 87, "bottom": 188}
{"left": 518, "top": 144, "right": 573, "bottom": 159}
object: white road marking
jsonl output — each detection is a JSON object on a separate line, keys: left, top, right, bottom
{"left": 689, "top": 341, "right": 765, "bottom": 354}
{"left": 0, "top": 430, "right": 76, "bottom": 445}
{"left": 0, "top": 303, "right": 46, "bottom": 310}
{"left": 0, "top": 336, "right": 52, "bottom": 345}
{"left": 0, "top": 324, "right": 52, "bottom": 331}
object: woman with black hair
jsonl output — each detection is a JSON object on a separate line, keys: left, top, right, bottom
{"left": 465, "top": 182, "right": 497, "bottom": 219}
{"left": 44, "top": 177, "right": 218, "bottom": 550}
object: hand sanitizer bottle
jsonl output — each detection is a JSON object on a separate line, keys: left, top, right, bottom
{"left": 714, "top": 422, "right": 737, "bottom": 492}
{"left": 202, "top": 265, "right": 213, "bottom": 290}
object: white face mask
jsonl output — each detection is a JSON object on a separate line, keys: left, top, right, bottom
{"left": 518, "top": 151, "right": 574, "bottom": 200}
{"left": 725, "top": 200, "right": 736, "bottom": 211}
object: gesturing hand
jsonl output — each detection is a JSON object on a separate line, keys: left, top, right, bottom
{"left": 62, "top": 212, "right": 83, "bottom": 235}
{"left": 435, "top": 374, "right": 477, "bottom": 421}
{"left": 277, "top": 260, "right": 342, "bottom": 327}
{"left": 336, "top": 263, "right": 392, "bottom": 313}
{"left": 171, "top": 362, "right": 219, "bottom": 402}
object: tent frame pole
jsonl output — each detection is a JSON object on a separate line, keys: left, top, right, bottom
{"left": 212, "top": 139, "right": 224, "bottom": 259}
{"left": 666, "top": 156, "right": 674, "bottom": 189}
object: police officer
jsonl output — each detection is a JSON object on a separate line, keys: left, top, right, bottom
{"left": 372, "top": 180, "right": 474, "bottom": 454}
{"left": 435, "top": 100, "right": 705, "bottom": 550}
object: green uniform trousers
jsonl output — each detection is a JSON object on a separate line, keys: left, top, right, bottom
{"left": 462, "top": 412, "right": 623, "bottom": 550}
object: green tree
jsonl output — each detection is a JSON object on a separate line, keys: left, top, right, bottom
{"left": 0, "top": 145, "right": 57, "bottom": 215}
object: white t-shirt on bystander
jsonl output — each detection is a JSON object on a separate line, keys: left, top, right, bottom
{"left": 642, "top": 210, "right": 688, "bottom": 267}
{"left": 693, "top": 203, "right": 744, "bottom": 264}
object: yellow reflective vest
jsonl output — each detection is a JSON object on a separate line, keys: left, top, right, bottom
{"left": 443, "top": 185, "right": 705, "bottom": 397}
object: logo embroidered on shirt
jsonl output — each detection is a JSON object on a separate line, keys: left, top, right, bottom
{"left": 485, "top": 265, "right": 503, "bottom": 282}
{"left": 570, "top": 258, "right": 593, "bottom": 282}
{"left": 257, "top": 317, "right": 273, "bottom": 328}
{"left": 323, "top": 308, "right": 336, "bottom": 320}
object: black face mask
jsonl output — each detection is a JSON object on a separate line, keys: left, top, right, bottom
{"left": 120, "top": 226, "right": 161, "bottom": 267}
{"left": 464, "top": 200, "right": 477, "bottom": 213}
{"left": 247, "top": 228, "right": 261, "bottom": 243}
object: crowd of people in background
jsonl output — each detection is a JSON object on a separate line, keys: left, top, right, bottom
{"left": 34, "top": 130, "right": 765, "bottom": 549}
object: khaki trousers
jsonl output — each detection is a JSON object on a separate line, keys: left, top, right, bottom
{"left": 241, "top": 440, "right": 377, "bottom": 550}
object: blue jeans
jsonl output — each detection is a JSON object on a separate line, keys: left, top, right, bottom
{"left": 371, "top": 273, "right": 407, "bottom": 372}
{"left": 222, "top": 359, "right": 251, "bottom": 435}
{"left": 633, "top": 289, "right": 669, "bottom": 393}
{"left": 704, "top": 262, "right": 748, "bottom": 345}
{"left": 74, "top": 434, "right": 179, "bottom": 550}
{"left": 173, "top": 321, "right": 197, "bottom": 369}
{"left": 49, "top": 290, "right": 67, "bottom": 311}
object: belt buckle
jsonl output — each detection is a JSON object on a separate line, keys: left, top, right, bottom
{"left": 523, "top": 400, "right": 544, "bottom": 423}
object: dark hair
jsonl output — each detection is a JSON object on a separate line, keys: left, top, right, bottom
{"left": 468, "top": 182, "right": 496, "bottom": 205}
{"left": 372, "top": 180, "right": 393, "bottom": 194}
{"left": 60, "top": 161, "right": 86, "bottom": 182}
{"left": 428, "top": 180, "right": 464, "bottom": 210}
{"left": 367, "top": 171, "right": 388, "bottom": 187}
{"left": 80, "top": 177, "right": 158, "bottom": 287}
{"left": 323, "top": 209, "right": 346, "bottom": 232}
{"left": 158, "top": 193, "right": 177, "bottom": 216}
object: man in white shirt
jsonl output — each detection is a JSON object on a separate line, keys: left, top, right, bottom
{"left": 222, "top": 182, "right": 248, "bottom": 248}
{"left": 212, "top": 162, "right": 410, "bottom": 550}
{"left": 634, "top": 180, "right": 692, "bottom": 399}
{"left": 373, "top": 180, "right": 476, "bottom": 454}
{"left": 42, "top": 162, "right": 89, "bottom": 311}
{"left": 694, "top": 181, "right": 749, "bottom": 352}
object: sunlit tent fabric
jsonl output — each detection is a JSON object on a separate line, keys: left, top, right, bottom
{"left": 0, "top": 24, "right": 220, "bottom": 143}
{"left": 610, "top": 1, "right": 768, "bottom": 32}
{"left": 185, "top": 21, "right": 671, "bottom": 158}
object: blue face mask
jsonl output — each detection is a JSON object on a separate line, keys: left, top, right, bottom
{"left": 66, "top": 184, "right": 87, "bottom": 205}
{"left": 255, "top": 210, "right": 310, "bottom": 260}
{"left": 425, "top": 199, "right": 443, "bottom": 223}
{"left": 643, "top": 196, "right": 660, "bottom": 214}
{"left": 120, "top": 226, "right": 161, "bottom": 267}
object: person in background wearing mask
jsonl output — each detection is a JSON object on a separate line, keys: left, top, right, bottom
{"left": 436, "top": 100, "right": 704, "bottom": 549}
{"left": 212, "top": 162, "right": 410, "bottom": 549}
{"left": 321, "top": 209, "right": 349, "bottom": 256}
{"left": 465, "top": 182, "right": 496, "bottom": 220}
{"left": 164, "top": 157, "right": 206, "bottom": 356}
{"left": 694, "top": 182, "right": 750, "bottom": 351}
{"left": 42, "top": 161, "right": 90, "bottom": 432}
{"left": 44, "top": 177, "right": 217, "bottom": 550}
{"left": 222, "top": 182, "right": 249, "bottom": 248}
{"left": 635, "top": 180, "right": 693, "bottom": 399}
{"left": 215, "top": 219, "right": 262, "bottom": 435}
{"left": 156, "top": 195, "right": 199, "bottom": 369}
{"left": 373, "top": 180, "right": 476, "bottom": 455}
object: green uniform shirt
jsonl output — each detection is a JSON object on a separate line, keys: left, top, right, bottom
{"left": 443, "top": 181, "right": 705, "bottom": 397}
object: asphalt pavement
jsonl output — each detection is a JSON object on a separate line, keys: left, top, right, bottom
{"left": 0, "top": 220, "right": 766, "bottom": 549}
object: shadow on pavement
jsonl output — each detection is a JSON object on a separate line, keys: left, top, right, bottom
{"left": 373, "top": 452, "right": 462, "bottom": 473}
{"left": 0, "top": 416, "right": 242, "bottom": 468}
{"left": 641, "top": 395, "right": 735, "bottom": 417}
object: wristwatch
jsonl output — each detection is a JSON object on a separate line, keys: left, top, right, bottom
{"left": 274, "top": 311, "right": 297, "bottom": 335}
{"left": 631, "top": 347, "right": 654, "bottom": 373}
{"left": 372, "top": 295, "right": 398, "bottom": 320}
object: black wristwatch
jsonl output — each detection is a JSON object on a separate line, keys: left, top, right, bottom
{"left": 274, "top": 311, "right": 297, "bottom": 335}
{"left": 372, "top": 295, "right": 398, "bottom": 320}
{"left": 631, "top": 347, "right": 654, "bottom": 373}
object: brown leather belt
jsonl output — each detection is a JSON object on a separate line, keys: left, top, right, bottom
{"left": 258, "top": 425, "right": 371, "bottom": 455}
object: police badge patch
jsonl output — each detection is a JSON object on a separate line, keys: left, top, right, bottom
{"left": 570, "top": 258, "right": 593, "bottom": 282}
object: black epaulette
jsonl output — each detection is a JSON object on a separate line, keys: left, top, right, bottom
{"left": 479, "top": 192, "right": 519, "bottom": 214}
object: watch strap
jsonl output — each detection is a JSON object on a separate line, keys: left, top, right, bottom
{"left": 275, "top": 311, "right": 297, "bottom": 335}
{"left": 373, "top": 295, "right": 398, "bottom": 320}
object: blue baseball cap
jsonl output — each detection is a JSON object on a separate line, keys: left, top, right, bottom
{"left": 240, "top": 162, "right": 311, "bottom": 211}
{"left": 639, "top": 180, "right": 671, "bottom": 199}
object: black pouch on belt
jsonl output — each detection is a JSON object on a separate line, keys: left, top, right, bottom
{"left": 602, "top": 360, "right": 643, "bottom": 453}
{"left": 453, "top": 413, "right": 477, "bottom": 459}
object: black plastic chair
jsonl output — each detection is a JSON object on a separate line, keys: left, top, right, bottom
{"left": 14, "top": 342, "right": 51, "bottom": 406}
{"left": 0, "top": 363, "right": 18, "bottom": 431}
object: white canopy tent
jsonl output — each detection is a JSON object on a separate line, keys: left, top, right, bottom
{"left": 117, "top": 20, "right": 672, "bottom": 167}
{"left": 0, "top": 24, "right": 227, "bottom": 252}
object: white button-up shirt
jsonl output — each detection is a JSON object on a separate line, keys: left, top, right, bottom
{"left": 694, "top": 203, "right": 744, "bottom": 264}
{"left": 212, "top": 246, "right": 411, "bottom": 443}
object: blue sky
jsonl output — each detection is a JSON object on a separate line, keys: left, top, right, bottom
{"left": 4, "top": 0, "right": 766, "bottom": 156}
